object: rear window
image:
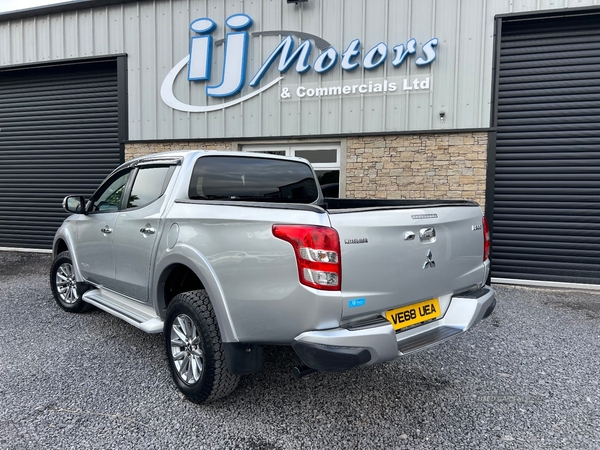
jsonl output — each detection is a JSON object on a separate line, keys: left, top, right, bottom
{"left": 188, "top": 156, "right": 319, "bottom": 203}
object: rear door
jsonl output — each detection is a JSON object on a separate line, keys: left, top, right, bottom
{"left": 112, "top": 164, "right": 176, "bottom": 301}
{"left": 328, "top": 205, "right": 486, "bottom": 320}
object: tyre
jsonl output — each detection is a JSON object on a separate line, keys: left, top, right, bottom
{"left": 50, "top": 251, "right": 91, "bottom": 313}
{"left": 164, "top": 290, "right": 240, "bottom": 403}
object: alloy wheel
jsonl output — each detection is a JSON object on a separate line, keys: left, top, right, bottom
{"left": 55, "top": 262, "right": 78, "bottom": 304}
{"left": 170, "top": 314, "right": 204, "bottom": 384}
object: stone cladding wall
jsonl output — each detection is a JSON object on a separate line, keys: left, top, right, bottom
{"left": 345, "top": 132, "right": 488, "bottom": 210}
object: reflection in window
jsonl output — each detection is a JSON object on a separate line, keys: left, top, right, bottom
{"left": 316, "top": 170, "right": 340, "bottom": 197}
{"left": 295, "top": 149, "right": 337, "bottom": 164}
{"left": 128, "top": 166, "right": 171, "bottom": 209}
{"left": 92, "top": 172, "right": 131, "bottom": 212}
{"left": 189, "top": 156, "right": 319, "bottom": 203}
{"left": 243, "top": 144, "right": 341, "bottom": 198}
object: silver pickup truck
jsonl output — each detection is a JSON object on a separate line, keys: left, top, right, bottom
{"left": 51, "top": 151, "right": 495, "bottom": 403}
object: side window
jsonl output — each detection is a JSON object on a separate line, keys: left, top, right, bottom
{"left": 126, "top": 166, "right": 172, "bottom": 209}
{"left": 90, "top": 171, "right": 132, "bottom": 213}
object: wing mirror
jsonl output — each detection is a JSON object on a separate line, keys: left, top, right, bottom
{"left": 63, "top": 196, "right": 87, "bottom": 214}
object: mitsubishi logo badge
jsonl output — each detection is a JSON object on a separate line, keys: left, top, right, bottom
{"left": 423, "top": 249, "right": 436, "bottom": 269}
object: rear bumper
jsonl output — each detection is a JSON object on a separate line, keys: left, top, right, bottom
{"left": 292, "top": 286, "right": 495, "bottom": 372}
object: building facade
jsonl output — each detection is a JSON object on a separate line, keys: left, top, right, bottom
{"left": 1, "top": 0, "right": 600, "bottom": 287}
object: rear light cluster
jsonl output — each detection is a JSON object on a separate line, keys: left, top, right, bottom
{"left": 272, "top": 225, "right": 341, "bottom": 291}
{"left": 483, "top": 216, "right": 491, "bottom": 262}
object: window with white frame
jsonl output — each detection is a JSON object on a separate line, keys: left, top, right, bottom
{"left": 242, "top": 143, "right": 342, "bottom": 197}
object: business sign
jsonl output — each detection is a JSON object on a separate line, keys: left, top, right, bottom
{"left": 161, "top": 14, "right": 438, "bottom": 113}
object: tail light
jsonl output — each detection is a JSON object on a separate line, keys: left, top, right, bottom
{"left": 483, "top": 216, "right": 491, "bottom": 262}
{"left": 272, "top": 225, "right": 341, "bottom": 291}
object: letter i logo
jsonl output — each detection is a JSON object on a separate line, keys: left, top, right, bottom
{"left": 188, "top": 18, "right": 216, "bottom": 81}
{"left": 188, "top": 14, "right": 253, "bottom": 98}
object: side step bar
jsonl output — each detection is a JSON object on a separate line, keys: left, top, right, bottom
{"left": 82, "top": 288, "right": 164, "bottom": 333}
{"left": 397, "top": 326, "right": 463, "bottom": 355}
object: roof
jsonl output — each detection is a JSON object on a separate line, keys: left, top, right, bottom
{"left": 0, "top": 0, "right": 144, "bottom": 21}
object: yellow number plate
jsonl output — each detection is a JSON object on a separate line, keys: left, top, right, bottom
{"left": 385, "top": 298, "right": 441, "bottom": 331}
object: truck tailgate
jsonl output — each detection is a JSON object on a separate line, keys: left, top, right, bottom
{"left": 328, "top": 205, "right": 486, "bottom": 320}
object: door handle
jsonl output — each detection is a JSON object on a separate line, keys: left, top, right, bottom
{"left": 140, "top": 227, "right": 156, "bottom": 235}
{"left": 101, "top": 227, "right": 113, "bottom": 234}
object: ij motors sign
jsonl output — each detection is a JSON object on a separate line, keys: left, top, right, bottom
{"left": 161, "top": 13, "right": 438, "bottom": 113}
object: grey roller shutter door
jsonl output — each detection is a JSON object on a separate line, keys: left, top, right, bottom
{"left": 492, "top": 13, "right": 600, "bottom": 284}
{"left": 0, "top": 60, "right": 121, "bottom": 250}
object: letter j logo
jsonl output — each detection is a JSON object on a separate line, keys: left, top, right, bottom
{"left": 189, "top": 14, "right": 251, "bottom": 97}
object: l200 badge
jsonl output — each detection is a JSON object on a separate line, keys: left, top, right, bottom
{"left": 344, "top": 238, "right": 368, "bottom": 245}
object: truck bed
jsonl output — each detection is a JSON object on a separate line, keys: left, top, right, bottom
{"left": 322, "top": 198, "right": 479, "bottom": 212}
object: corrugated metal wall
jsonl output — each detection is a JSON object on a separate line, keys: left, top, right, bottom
{"left": 1, "top": 0, "right": 599, "bottom": 141}
{"left": 0, "top": 60, "right": 121, "bottom": 250}
{"left": 491, "top": 11, "right": 600, "bottom": 285}
{"left": 0, "top": 0, "right": 521, "bottom": 140}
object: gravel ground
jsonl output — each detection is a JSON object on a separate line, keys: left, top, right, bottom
{"left": 0, "top": 251, "right": 599, "bottom": 449}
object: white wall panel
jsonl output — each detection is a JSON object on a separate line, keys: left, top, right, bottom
{"left": 93, "top": 8, "right": 109, "bottom": 56}
{"left": 48, "top": 15, "right": 63, "bottom": 60}
{"left": 155, "top": 1, "right": 173, "bottom": 138}
{"left": 405, "top": 0, "right": 434, "bottom": 131}
{"left": 1, "top": 0, "right": 599, "bottom": 140}
{"left": 338, "top": 0, "right": 363, "bottom": 135}
{"left": 0, "top": 23, "right": 9, "bottom": 66}
{"left": 78, "top": 9, "right": 94, "bottom": 57}
{"left": 33, "top": 17, "right": 50, "bottom": 62}
{"left": 8, "top": 21, "right": 24, "bottom": 64}
{"left": 23, "top": 19, "right": 37, "bottom": 63}
{"left": 454, "top": 0, "right": 485, "bottom": 129}
{"left": 383, "top": 0, "right": 408, "bottom": 132}
{"left": 63, "top": 13, "right": 79, "bottom": 59}
{"left": 139, "top": 1, "right": 158, "bottom": 139}
{"left": 431, "top": 0, "right": 458, "bottom": 132}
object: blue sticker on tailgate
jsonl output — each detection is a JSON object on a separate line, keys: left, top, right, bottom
{"left": 349, "top": 298, "right": 366, "bottom": 308}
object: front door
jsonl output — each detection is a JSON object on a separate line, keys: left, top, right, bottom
{"left": 74, "top": 170, "right": 132, "bottom": 289}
